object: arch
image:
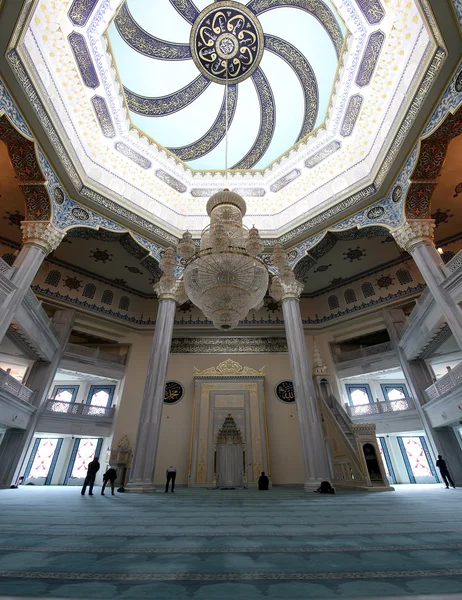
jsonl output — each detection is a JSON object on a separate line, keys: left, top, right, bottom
{"left": 82, "top": 283, "right": 96, "bottom": 299}
{"left": 396, "top": 268, "right": 413, "bottom": 284}
{"left": 344, "top": 289, "right": 357, "bottom": 304}
{"left": 0, "top": 115, "right": 51, "bottom": 221}
{"left": 118, "top": 296, "right": 130, "bottom": 311}
{"left": 45, "top": 270, "right": 62, "bottom": 287}
{"left": 328, "top": 295, "right": 339, "bottom": 310}
{"left": 101, "top": 290, "right": 114, "bottom": 305}
{"left": 361, "top": 282, "right": 375, "bottom": 298}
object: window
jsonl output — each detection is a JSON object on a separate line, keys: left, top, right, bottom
{"left": 2, "top": 253, "right": 15, "bottom": 266}
{"left": 328, "top": 295, "right": 339, "bottom": 310}
{"left": 345, "top": 384, "right": 373, "bottom": 406}
{"left": 101, "top": 290, "right": 114, "bottom": 305}
{"left": 344, "top": 289, "right": 357, "bottom": 304}
{"left": 49, "top": 385, "right": 79, "bottom": 413}
{"left": 118, "top": 296, "right": 130, "bottom": 311}
{"left": 23, "top": 438, "right": 63, "bottom": 484}
{"left": 45, "top": 270, "right": 61, "bottom": 287}
{"left": 361, "top": 282, "right": 375, "bottom": 298}
{"left": 378, "top": 437, "right": 397, "bottom": 484}
{"left": 397, "top": 436, "right": 439, "bottom": 484}
{"left": 396, "top": 268, "right": 412, "bottom": 284}
{"left": 86, "top": 385, "right": 115, "bottom": 408}
{"left": 64, "top": 438, "right": 103, "bottom": 483}
{"left": 83, "top": 283, "right": 96, "bottom": 299}
{"left": 381, "top": 384, "right": 408, "bottom": 401}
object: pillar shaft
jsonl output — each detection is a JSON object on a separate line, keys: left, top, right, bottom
{"left": 383, "top": 307, "right": 462, "bottom": 485}
{"left": 126, "top": 298, "right": 176, "bottom": 493}
{"left": 282, "top": 298, "right": 330, "bottom": 490}
{"left": 409, "top": 240, "right": 462, "bottom": 350}
{"left": 0, "top": 310, "right": 75, "bottom": 488}
{"left": 0, "top": 244, "right": 47, "bottom": 342}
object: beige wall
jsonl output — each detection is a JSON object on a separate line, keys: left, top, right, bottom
{"left": 113, "top": 333, "right": 305, "bottom": 485}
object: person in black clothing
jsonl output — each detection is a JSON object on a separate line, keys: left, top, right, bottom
{"left": 101, "top": 467, "right": 117, "bottom": 496}
{"left": 436, "top": 455, "right": 456, "bottom": 489}
{"left": 258, "top": 471, "right": 269, "bottom": 490}
{"left": 165, "top": 466, "right": 176, "bottom": 493}
{"left": 316, "top": 481, "right": 335, "bottom": 494}
{"left": 81, "top": 456, "right": 100, "bottom": 496}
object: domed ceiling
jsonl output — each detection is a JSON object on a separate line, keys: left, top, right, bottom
{"left": 107, "top": 0, "right": 345, "bottom": 170}
{"left": 12, "top": 0, "right": 443, "bottom": 240}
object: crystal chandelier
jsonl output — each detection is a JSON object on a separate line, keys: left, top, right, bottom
{"left": 178, "top": 189, "right": 268, "bottom": 330}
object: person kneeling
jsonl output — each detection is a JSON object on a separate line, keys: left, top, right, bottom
{"left": 316, "top": 481, "right": 335, "bottom": 494}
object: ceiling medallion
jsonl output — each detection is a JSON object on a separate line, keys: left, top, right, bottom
{"left": 190, "top": 2, "right": 264, "bottom": 85}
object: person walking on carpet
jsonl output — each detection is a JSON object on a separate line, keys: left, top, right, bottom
{"left": 81, "top": 456, "right": 100, "bottom": 496}
{"left": 436, "top": 455, "right": 456, "bottom": 489}
{"left": 165, "top": 466, "right": 176, "bottom": 493}
{"left": 101, "top": 467, "right": 117, "bottom": 495}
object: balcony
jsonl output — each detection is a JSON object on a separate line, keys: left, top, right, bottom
{"left": 0, "top": 367, "right": 36, "bottom": 429}
{"left": 333, "top": 341, "right": 399, "bottom": 378}
{"left": 422, "top": 362, "right": 462, "bottom": 428}
{"left": 60, "top": 343, "right": 127, "bottom": 379}
{"left": 37, "top": 399, "right": 116, "bottom": 437}
{"left": 346, "top": 396, "right": 416, "bottom": 418}
{"left": 345, "top": 396, "right": 421, "bottom": 434}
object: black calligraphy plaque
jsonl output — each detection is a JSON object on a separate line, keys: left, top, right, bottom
{"left": 275, "top": 380, "right": 295, "bottom": 403}
{"left": 164, "top": 381, "right": 184, "bottom": 404}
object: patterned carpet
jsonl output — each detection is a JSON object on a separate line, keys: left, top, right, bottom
{"left": 1, "top": 485, "right": 462, "bottom": 598}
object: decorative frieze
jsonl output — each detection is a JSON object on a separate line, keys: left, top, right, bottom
{"left": 170, "top": 337, "right": 288, "bottom": 354}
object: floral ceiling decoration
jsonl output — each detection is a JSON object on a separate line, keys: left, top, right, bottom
{"left": 9, "top": 0, "right": 443, "bottom": 240}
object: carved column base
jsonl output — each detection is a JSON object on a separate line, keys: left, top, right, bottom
{"left": 125, "top": 482, "right": 157, "bottom": 494}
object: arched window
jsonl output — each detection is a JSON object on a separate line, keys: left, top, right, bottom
{"left": 328, "top": 295, "right": 339, "bottom": 310}
{"left": 361, "top": 282, "right": 375, "bottom": 298}
{"left": 45, "top": 270, "right": 61, "bottom": 287}
{"left": 396, "top": 268, "right": 413, "bottom": 284}
{"left": 82, "top": 283, "right": 96, "bottom": 299}
{"left": 344, "top": 289, "right": 357, "bottom": 304}
{"left": 2, "top": 253, "right": 15, "bottom": 266}
{"left": 101, "top": 290, "right": 114, "bottom": 305}
{"left": 118, "top": 296, "right": 130, "bottom": 311}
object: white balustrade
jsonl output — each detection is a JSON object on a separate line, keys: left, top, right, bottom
{"left": 0, "top": 368, "right": 34, "bottom": 402}
{"left": 425, "top": 362, "right": 462, "bottom": 401}
{"left": 445, "top": 250, "right": 462, "bottom": 273}
{"left": 335, "top": 341, "right": 393, "bottom": 363}
{"left": 44, "top": 399, "right": 115, "bottom": 419}
{"left": 347, "top": 396, "right": 416, "bottom": 418}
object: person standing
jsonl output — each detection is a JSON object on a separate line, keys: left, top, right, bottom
{"left": 101, "top": 467, "right": 117, "bottom": 496}
{"left": 258, "top": 471, "right": 269, "bottom": 490}
{"left": 436, "top": 455, "right": 456, "bottom": 489}
{"left": 81, "top": 456, "right": 100, "bottom": 496}
{"left": 165, "top": 466, "right": 176, "bottom": 493}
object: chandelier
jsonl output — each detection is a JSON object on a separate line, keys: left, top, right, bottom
{"left": 177, "top": 189, "right": 268, "bottom": 330}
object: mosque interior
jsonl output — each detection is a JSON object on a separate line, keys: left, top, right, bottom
{"left": 0, "top": 0, "right": 461, "bottom": 598}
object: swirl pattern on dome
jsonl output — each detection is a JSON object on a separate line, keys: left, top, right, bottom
{"left": 108, "top": 0, "right": 345, "bottom": 170}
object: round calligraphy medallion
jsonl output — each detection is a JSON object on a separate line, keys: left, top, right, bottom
{"left": 190, "top": 2, "right": 264, "bottom": 85}
{"left": 275, "top": 380, "right": 296, "bottom": 403}
{"left": 164, "top": 381, "right": 184, "bottom": 404}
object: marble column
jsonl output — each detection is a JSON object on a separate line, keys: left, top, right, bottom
{"left": 126, "top": 249, "right": 184, "bottom": 493}
{"left": 0, "top": 221, "right": 66, "bottom": 343}
{"left": 392, "top": 219, "right": 462, "bottom": 350}
{"left": 383, "top": 307, "right": 462, "bottom": 485}
{"left": 0, "top": 309, "right": 75, "bottom": 488}
{"left": 270, "top": 247, "right": 330, "bottom": 490}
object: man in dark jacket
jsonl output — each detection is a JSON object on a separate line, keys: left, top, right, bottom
{"left": 81, "top": 456, "right": 100, "bottom": 496}
{"left": 258, "top": 471, "right": 269, "bottom": 490}
{"left": 101, "top": 467, "right": 117, "bottom": 496}
{"left": 436, "top": 455, "right": 456, "bottom": 489}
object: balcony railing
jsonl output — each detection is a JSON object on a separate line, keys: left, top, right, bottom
{"left": 65, "top": 343, "right": 126, "bottom": 365}
{"left": 346, "top": 396, "right": 416, "bottom": 418}
{"left": 0, "top": 368, "right": 34, "bottom": 402}
{"left": 44, "top": 399, "right": 115, "bottom": 419}
{"left": 425, "top": 362, "right": 462, "bottom": 402}
{"left": 334, "top": 341, "right": 393, "bottom": 364}
{"left": 446, "top": 250, "right": 462, "bottom": 273}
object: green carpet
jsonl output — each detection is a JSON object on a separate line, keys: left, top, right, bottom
{"left": 1, "top": 485, "right": 462, "bottom": 598}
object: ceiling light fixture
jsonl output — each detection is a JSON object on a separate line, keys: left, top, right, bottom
{"left": 178, "top": 58, "right": 268, "bottom": 330}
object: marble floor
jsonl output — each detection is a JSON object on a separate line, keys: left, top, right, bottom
{"left": 0, "top": 484, "right": 462, "bottom": 599}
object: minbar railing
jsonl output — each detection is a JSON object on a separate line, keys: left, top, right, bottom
{"left": 446, "top": 250, "right": 462, "bottom": 273}
{"left": 346, "top": 396, "right": 416, "bottom": 417}
{"left": 0, "top": 367, "right": 34, "bottom": 402}
{"left": 334, "top": 341, "right": 393, "bottom": 364}
{"left": 425, "top": 362, "right": 462, "bottom": 402}
{"left": 44, "top": 399, "right": 115, "bottom": 418}
{"left": 65, "top": 343, "right": 126, "bottom": 365}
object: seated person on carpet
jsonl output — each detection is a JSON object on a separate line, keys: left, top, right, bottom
{"left": 316, "top": 481, "right": 335, "bottom": 494}
{"left": 258, "top": 471, "right": 269, "bottom": 490}
{"left": 101, "top": 467, "right": 117, "bottom": 495}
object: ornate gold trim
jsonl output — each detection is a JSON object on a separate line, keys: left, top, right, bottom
{"left": 194, "top": 358, "right": 265, "bottom": 377}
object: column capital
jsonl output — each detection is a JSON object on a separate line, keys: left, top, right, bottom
{"left": 391, "top": 219, "right": 436, "bottom": 252}
{"left": 270, "top": 272, "right": 304, "bottom": 302}
{"left": 20, "top": 221, "right": 66, "bottom": 254}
